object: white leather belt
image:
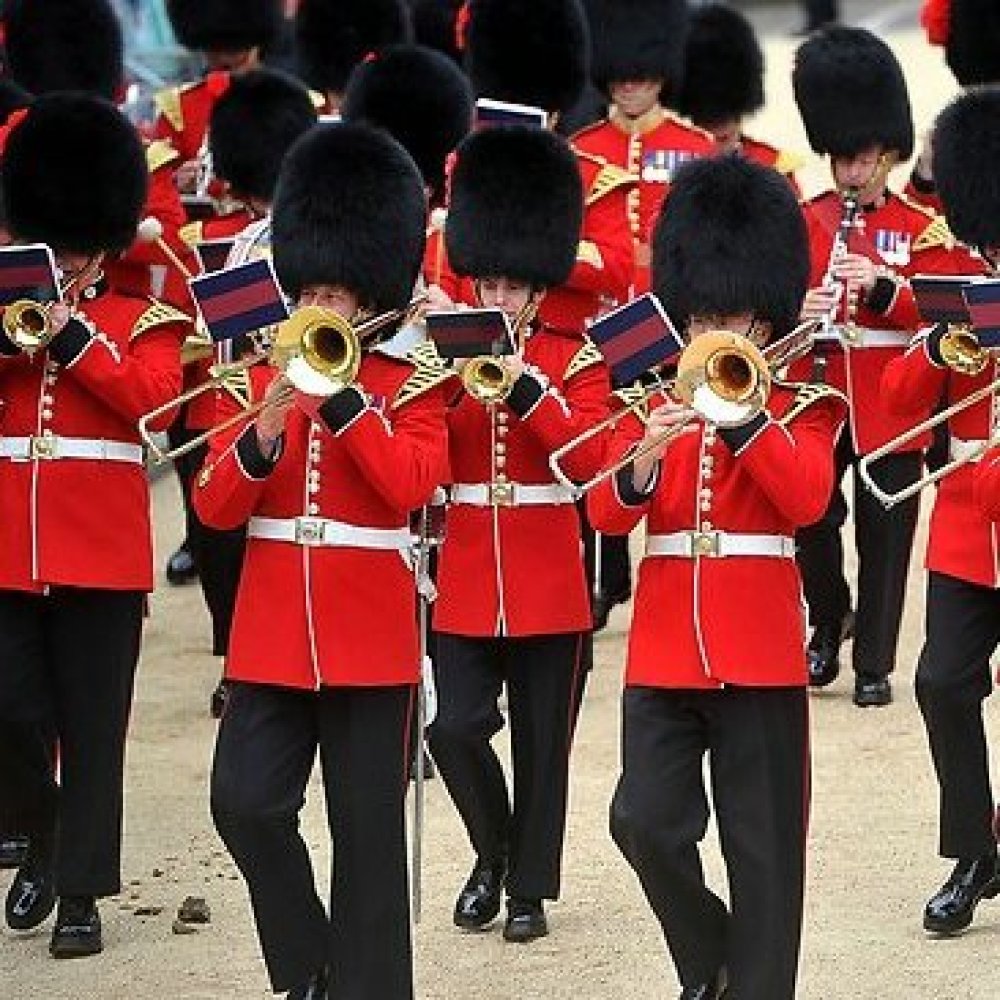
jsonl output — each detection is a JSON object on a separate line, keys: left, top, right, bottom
{"left": 248, "top": 516, "right": 413, "bottom": 550}
{"left": 646, "top": 531, "right": 796, "bottom": 559}
{"left": 950, "top": 436, "right": 988, "bottom": 465}
{"left": 0, "top": 434, "right": 145, "bottom": 464}
{"left": 450, "top": 482, "right": 577, "bottom": 507}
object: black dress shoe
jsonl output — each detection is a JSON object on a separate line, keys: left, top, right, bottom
{"left": 502, "top": 897, "right": 548, "bottom": 943}
{"left": 49, "top": 896, "right": 102, "bottom": 958}
{"left": 165, "top": 542, "right": 198, "bottom": 585}
{"left": 453, "top": 858, "right": 506, "bottom": 930}
{"left": 923, "top": 855, "right": 1000, "bottom": 935}
{"left": 807, "top": 611, "right": 854, "bottom": 688}
{"left": 592, "top": 587, "right": 632, "bottom": 633}
{"left": 5, "top": 845, "right": 56, "bottom": 930}
{"left": 286, "top": 967, "right": 327, "bottom": 1000}
{"left": 0, "top": 835, "right": 29, "bottom": 870}
{"left": 853, "top": 676, "right": 892, "bottom": 707}
{"left": 679, "top": 968, "right": 728, "bottom": 999}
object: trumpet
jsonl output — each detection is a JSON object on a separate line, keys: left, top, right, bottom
{"left": 3, "top": 255, "right": 105, "bottom": 355}
{"left": 139, "top": 295, "right": 426, "bottom": 464}
{"left": 858, "top": 376, "right": 1000, "bottom": 509}
{"left": 549, "top": 319, "right": 819, "bottom": 498}
{"left": 461, "top": 355, "right": 517, "bottom": 404}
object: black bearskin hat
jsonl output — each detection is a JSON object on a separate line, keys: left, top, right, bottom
{"left": 209, "top": 69, "right": 317, "bottom": 203}
{"left": 4, "top": 0, "right": 123, "bottom": 100}
{"left": 271, "top": 123, "right": 426, "bottom": 315}
{"left": 2, "top": 94, "right": 146, "bottom": 255}
{"left": 465, "top": 0, "right": 589, "bottom": 114}
{"left": 0, "top": 79, "right": 32, "bottom": 124}
{"left": 585, "top": 0, "right": 688, "bottom": 95}
{"left": 410, "top": 0, "right": 464, "bottom": 63}
{"left": 446, "top": 125, "right": 582, "bottom": 288}
{"left": 652, "top": 155, "right": 809, "bottom": 340}
{"left": 793, "top": 26, "right": 913, "bottom": 160}
{"left": 934, "top": 87, "right": 1000, "bottom": 249}
{"left": 166, "top": 0, "right": 281, "bottom": 53}
{"left": 676, "top": 2, "right": 764, "bottom": 126}
{"left": 295, "top": 0, "right": 411, "bottom": 96}
{"left": 946, "top": 0, "right": 1000, "bottom": 86}
{"left": 342, "top": 44, "right": 472, "bottom": 206}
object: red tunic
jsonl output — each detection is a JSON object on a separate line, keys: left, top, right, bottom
{"left": 739, "top": 135, "right": 803, "bottom": 197}
{"left": 0, "top": 284, "right": 188, "bottom": 592}
{"left": 152, "top": 71, "right": 231, "bottom": 165}
{"left": 787, "top": 190, "right": 971, "bottom": 454}
{"left": 572, "top": 109, "right": 716, "bottom": 293}
{"left": 434, "top": 329, "right": 610, "bottom": 637}
{"left": 587, "top": 382, "right": 847, "bottom": 688}
{"left": 194, "top": 349, "right": 451, "bottom": 689}
{"left": 882, "top": 327, "right": 1000, "bottom": 589}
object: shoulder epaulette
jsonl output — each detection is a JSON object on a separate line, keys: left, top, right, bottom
{"left": 773, "top": 149, "right": 805, "bottom": 176}
{"left": 178, "top": 221, "right": 204, "bottom": 249}
{"left": 776, "top": 381, "right": 848, "bottom": 426}
{"left": 153, "top": 86, "right": 185, "bottom": 133}
{"left": 912, "top": 213, "right": 956, "bottom": 253}
{"left": 564, "top": 338, "right": 604, "bottom": 381}
{"left": 585, "top": 161, "right": 637, "bottom": 206}
{"left": 570, "top": 121, "right": 607, "bottom": 144}
{"left": 213, "top": 363, "right": 253, "bottom": 409}
{"left": 575, "top": 239, "right": 604, "bottom": 270}
{"left": 392, "top": 340, "right": 456, "bottom": 410}
{"left": 131, "top": 300, "right": 192, "bottom": 341}
{"left": 146, "top": 139, "right": 179, "bottom": 174}
{"left": 612, "top": 382, "right": 652, "bottom": 424}
{"left": 663, "top": 111, "right": 715, "bottom": 143}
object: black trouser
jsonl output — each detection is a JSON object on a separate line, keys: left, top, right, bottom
{"left": 0, "top": 587, "right": 143, "bottom": 896}
{"left": 169, "top": 430, "right": 247, "bottom": 656}
{"left": 611, "top": 686, "right": 809, "bottom": 1000}
{"left": 0, "top": 721, "right": 56, "bottom": 844}
{"left": 211, "top": 682, "right": 415, "bottom": 997}
{"left": 915, "top": 572, "right": 1000, "bottom": 860}
{"left": 795, "top": 431, "right": 921, "bottom": 678}
{"left": 428, "top": 632, "right": 584, "bottom": 901}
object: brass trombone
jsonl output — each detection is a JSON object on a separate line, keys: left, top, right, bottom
{"left": 461, "top": 355, "right": 517, "bottom": 405}
{"left": 139, "top": 295, "right": 426, "bottom": 464}
{"left": 858, "top": 376, "right": 1000, "bottom": 509}
{"left": 549, "top": 319, "right": 819, "bottom": 498}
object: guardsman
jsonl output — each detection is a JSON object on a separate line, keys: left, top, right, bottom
{"left": 883, "top": 88, "right": 1000, "bottom": 937}
{"left": 789, "top": 26, "right": 956, "bottom": 706}
{"left": 196, "top": 122, "right": 450, "bottom": 1000}
{"left": 588, "top": 154, "right": 846, "bottom": 1000}
{"left": 573, "top": 0, "right": 716, "bottom": 296}
{"left": 675, "top": 2, "right": 803, "bottom": 193}
{"left": 0, "top": 94, "right": 189, "bottom": 958}
{"left": 154, "top": 0, "right": 282, "bottom": 192}
{"left": 294, "top": 0, "right": 411, "bottom": 115}
{"left": 427, "top": 124, "right": 610, "bottom": 944}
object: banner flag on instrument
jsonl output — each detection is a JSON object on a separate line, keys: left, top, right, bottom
{"left": 911, "top": 274, "right": 980, "bottom": 325}
{"left": 189, "top": 258, "right": 289, "bottom": 344}
{"left": 0, "top": 244, "right": 59, "bottom": 307}
{"left": 962, "top": 280, "right": 1000, "bottom": 348}
{"left": 474, "top": 98, "right": 548, "bottom": 130}
{"left": 424, "top": 308, "right": 515, "bottom": 360}
{"left": 195, "top": 238, "right": 237, "bottom": 274}
{"left": 587, "top": 293, "right": 684, "bottom": 387}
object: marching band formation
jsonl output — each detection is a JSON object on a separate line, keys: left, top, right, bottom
{"left": 0, "top": 0, "right": 999, "bottom": 998}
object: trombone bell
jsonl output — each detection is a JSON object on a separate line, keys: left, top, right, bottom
{"left": 939, "top": 325, "right": 988, "bottom": 376}
{"left": 461, "top": 356, "right": 515, "bottom": 405}
{"left": 272, "top": 305, "right": 361, "bottom": 396}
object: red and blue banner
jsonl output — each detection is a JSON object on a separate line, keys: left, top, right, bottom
{"left": 189, "top": 258, "right": 289, "bottom": 344}
{"left": 962, "top": 279, "right": 1000, "bottom": 348}
{"left": 0, "top": 244, "right": 59, "bottom": 307}
{"left": 587, "top": 293, "right": 684, "bottom": 387}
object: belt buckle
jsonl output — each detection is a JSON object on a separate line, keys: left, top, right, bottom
{"left": 294, "top": 517, "right": 326, "bottom": 546}
{"left": 839, "top": 322, "right": 861, "bottom": 347}
{"left": 29, "top": 432, "right": 57, "bottom": 460}
{"left": 489, "top": 481, "right": 515, "bottom": 506}
{"left": 689, "top": 530, "right": 721, "bottom": 558}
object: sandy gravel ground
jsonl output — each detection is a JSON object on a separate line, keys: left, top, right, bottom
{"left": 3, "top": 16, "right": 999, "bottom": 1000}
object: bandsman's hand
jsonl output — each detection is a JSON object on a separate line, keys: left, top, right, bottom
{"left": 801, "top": 283, "right": 842, "bottom": 322}
{"left": 631, "top": 400, "right": 696, "bottom": 490}
{"left": 832, "top": 252, "right": 877, "bottom": 293}
{"left": 255, "top": 374, "right": 294, "bottom": 455}
{"left": 46, "top": 302, "right": 72, "bottom": 339}
{"left": 421, "top": 283, "right": 455, "bottom": 316}
{"left": 174, "top": 159, "right": 200, "bottom": 194}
